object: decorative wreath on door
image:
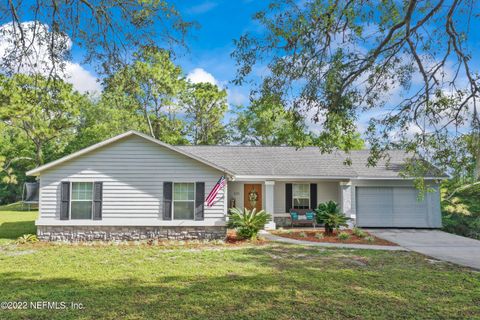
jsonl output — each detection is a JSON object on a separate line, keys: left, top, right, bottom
{"left": 248, "top": 187, "right": 258, "bottom": 208}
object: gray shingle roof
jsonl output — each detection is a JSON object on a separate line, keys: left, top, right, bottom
{"left": 176, "top": 146, "right": 445, "bottom": 178}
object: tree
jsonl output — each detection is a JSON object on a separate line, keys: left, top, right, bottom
{"left": 0, "top": 123, "right": 34, "bottom": 204}
{"left": 63, "top": 98, "right": 148, "bottom": 155}
{"left": 183, "top": 82, "right": 228, "bottom": 145}
{"left": 102, "top": 46, "right": 188, "bottom": 144}
{"left": 232, "top": 96, "right": 312, "bottom": 146}
{"left": 0, "top": 1, "right": 193, "bottom": 78}
{"left": 232, "top": 0, "right": 480, "bottom": 180}
{"left": 0, "top": 74, "right": 89, "bottom": 165}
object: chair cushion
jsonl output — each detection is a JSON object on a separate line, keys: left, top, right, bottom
{"left": 306, "top": 211, "right": 315, "bottom": 220}
{"left": 290, "top": 212, "right": 299, "bottom": 220}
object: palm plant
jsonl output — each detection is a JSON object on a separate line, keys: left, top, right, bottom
{"left": 227, "top": 207, "right": 271, "bottom": 240}
{"left": 16, "top": 234, "right": 39, "bottom": 244}
{"left": 315, "top": 201, "right": 350, "bottom": 235}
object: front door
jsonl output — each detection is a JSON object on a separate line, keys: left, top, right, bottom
{"left": 244, "top": 184, "right": 262, "bottom": 212}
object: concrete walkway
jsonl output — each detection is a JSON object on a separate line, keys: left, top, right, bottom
{"left": 260, "top": 231, "right": 406, "bottom": 251}
{"left": 367, "top": 229, "right": 480, "bottom": 270}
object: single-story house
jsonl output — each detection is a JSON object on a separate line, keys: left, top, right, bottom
{"left": 26, "top": 130, "right": 446, "bottom": 241}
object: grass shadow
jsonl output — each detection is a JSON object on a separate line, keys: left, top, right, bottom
{"left": 0, "top": 221, "right": 36, "bottom": 240}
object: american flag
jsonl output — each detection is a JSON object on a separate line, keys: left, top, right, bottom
{"left": 205, "top": 176, "right": 226, "bottom": 207}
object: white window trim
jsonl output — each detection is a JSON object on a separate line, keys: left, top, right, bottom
{"left": 292, "top": 183, "right": 310, "bottom": 209}
{"left": 69, "top": 181, "right": 94, "bottom": 220}
{"left": 172, "top": 182, "right": 196, "bottom": 221}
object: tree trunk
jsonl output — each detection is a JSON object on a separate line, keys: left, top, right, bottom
{"left": 475, "top": 149, "right": 480, "bottom": 181}
{"left": 35, "top": 144, "right": 44, "bottom": 166}
{"left": 324, "top": 225, "right": 334, "bottom": 236}
{"left": 144, "top": 105, "right": 155, "bottom": 138}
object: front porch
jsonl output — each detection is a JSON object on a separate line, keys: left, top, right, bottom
{"left": 227, "top": 179, "right": 354, "bottom": 229}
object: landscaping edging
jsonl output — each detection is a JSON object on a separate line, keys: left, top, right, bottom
{"left": 261, "top": 231, "right": 407, "bottom": 251}
{"left": 37, "top": 226, "right": 227, "bottom": 242}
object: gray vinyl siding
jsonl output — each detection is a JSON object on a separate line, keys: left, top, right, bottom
{"left": 38, "top": 135, "right": 226, "bottom": 224}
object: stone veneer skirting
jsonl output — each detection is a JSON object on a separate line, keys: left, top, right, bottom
{"left": 274, "top": 217, "right": 291, "bottom": 228}
{"left": 37, "top": 225, "right": 227, "bottom": 242}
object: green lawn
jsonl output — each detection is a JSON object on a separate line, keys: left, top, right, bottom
{"left": 0, "top": 205, "right": 37, "bottom": 245}
{"left": 0, "top": 207, "right": 479, "bottom": 319}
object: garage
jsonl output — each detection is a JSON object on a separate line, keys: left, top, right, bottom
{"left": 355, "top": 186, "right": 441, "bottom": 228}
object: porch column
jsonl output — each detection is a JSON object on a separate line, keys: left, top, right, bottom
{"left": 340, "top": 181, "right": 355, "bottom": 225}
{"left": 264, "top": 181, "right": 276, "bottom": 230}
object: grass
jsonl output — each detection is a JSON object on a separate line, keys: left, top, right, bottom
{"left": 0, "top": 204, "right": 37, "bottom": 245}
{"left": 0, "top": 206, "right": 479, "bottom": 319}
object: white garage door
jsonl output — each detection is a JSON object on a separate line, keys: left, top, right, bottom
{"left": 356, "top": 187, "right": 440, "bottom": 228}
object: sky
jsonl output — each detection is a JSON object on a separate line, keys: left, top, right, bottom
{"left": 2, "top": 0, "right": 480, "bottom": 136}
{"left": 173, "top": 0, "right": 268, "bottom": 107}
{"left": 0, "top": 0, "right": 267, "bottom": 117}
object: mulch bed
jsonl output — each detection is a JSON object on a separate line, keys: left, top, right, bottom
{"left": 271, "top": 229, "right": 398, "bottom": 246}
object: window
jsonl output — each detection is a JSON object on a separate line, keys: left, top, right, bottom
{"left": 71, "top": 182, "right": 93, "bottom": 219}
{"left": 293, "top": 184, "right": 310, "bottom": 209}
{"left": 173, "top": 183, "right": 195, "bottom": 220}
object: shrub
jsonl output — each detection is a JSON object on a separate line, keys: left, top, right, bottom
{"left": 227, "top": 207, "right": 271, "bottom": 240}
{"left": 298, "top": 231, "right": 307, "bottom": 238}
{"left": 352, "top": 227, "right": 367, "bottom": 238}
{"left": 315, "top": 201, "right": 350, "bottom": 235}
{"left": 16, "top": 234, "right": 38, "bottom": 244}
{"left": 365, "top": 236, "right": 375, "bottom": 243}
{"left": 314, "top": 233, "right": 324, "bottom": 240}
{"left": 337, "top": 232, "right": 350, "bottom": 241}
{"left": 441, "top": 181, "right": 480, "bottom": 240}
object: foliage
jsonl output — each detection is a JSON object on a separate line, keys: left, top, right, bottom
{"left": 314, "top": 232, "right": 324, "bottom": 240}
{"left": 315, "top": 201, "right": 349, "bottom": 235}
{"left": 0, "top": 74, "right": 89, "bottom": 166}
{"left": 63, "top": 98, "right": 148, "bottom": 154}
{"left": 0, "top": 75, "right": 90, "bottom": 203}
{"left": 352, "top": 227, "right": 367, "bottom": 238}
{"left": 183, "top": 82, "right": 229, "bottom": 145}
{"left": 337, "top": 232, "right": 350, "bottom": 241}
{"left": 232, "top": 0, "right": 480, "bottom": 181}
{"left": 298, "top": 231, "right": 307, "bottom": 238}
{"left": 227, "top": 207, "right": 271, "bottom": 240}
{"left": 0, "top": 1, "right": 193, "bottom": 79}
{"left": 365, "top": 236, "right": 375, "bottom": 243}
{"left": 0, "top": 125, "right": 35, "bottom": 203}
{"left": 232, "top": 95, "right": 315, "bottom": 146}
{"left": 441, "top": 181, "right": 480, "bottom": 240}
{"left": 102, "top": 46, "right": 189, "bottom": 143}
{"left": 15, "top": 234, "right": 38, "bottom": 244}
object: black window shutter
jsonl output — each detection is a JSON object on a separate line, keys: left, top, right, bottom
{"left": 93, "top": 182, "right": 103, "bottom": 220}
{"left": 310, "top": 183, "right": 317, "bottom": 209}
{"left": 163, "top": 182, "right": 173, "bottom": 220}
{"left": 60, "top": 181, "right": 70, "bottom": 220}
{"left": 285, "top": 183, "right": 292, "bottom": 212}
{"left": 195, "top": 182, "right": 205, "bottom": 221}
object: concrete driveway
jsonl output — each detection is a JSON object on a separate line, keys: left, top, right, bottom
{"left": 367, "top": 229, "right": 480, "bottom": 270}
